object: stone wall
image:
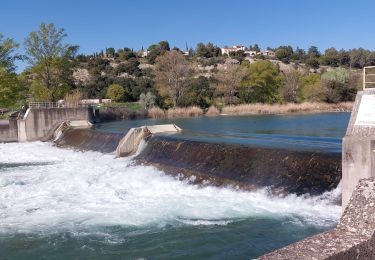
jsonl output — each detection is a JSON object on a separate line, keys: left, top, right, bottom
{"left": 0, "top": 119, "right": 18, "bottom": 142}
{"left": 259, "top": 178, "right": 375, "bottom": 259}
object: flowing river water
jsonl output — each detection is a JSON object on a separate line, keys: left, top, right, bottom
{"left": 0, "top": 113, "right": 349, "bottom": 259}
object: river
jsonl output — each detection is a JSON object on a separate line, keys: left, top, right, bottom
{"left": 0, "top": 113, "right": 349, "bottom": 259}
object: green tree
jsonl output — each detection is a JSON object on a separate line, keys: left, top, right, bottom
{"left": 300, "top": 73, "right": 323, "bottom": 102}
{"left": 321, "top": 68, "right": 356, "bottom": 103}
{"left": 118, "top": 47, "right": 136, "bottom": 60}
{"left": 105, "top": 47, "right": 115, "bottom": 58}
{"left": 179, "top": 76, "right": 214, "bottom": 108}
{"left": 24, "top": 23, "right": 78, "bottom": 101}
{"left": 291, "top": 47, "right": 305, "bottom": 62}
{"left": 349, "top": 48, "right": 369, "bottom": 68}
{"left": 307, "top": 46, "right": 320, "bottom": 59}
{"left": 0, "top": 67, "right": 25, "bottom": 107}
{"left": 116, "top": 58, "right": 141, "bottom": 76}
{"left": 147, "top": 41, "right": 170, "bottom": 64}
{"left": 275, "top": 46, "right": 293, "bottom": 63}
{"left": 29, "top": 80, "right": 50, "bottom": 102}
{"left": 0, "top": 33, "right": 20, "bottom": 72}
{"left": 305, "top": 58, "right": 320, "bottom": 69}
{"left": 0, "top": 34, "right": 25, "bottom": 108}
{"left": 305, "top": 46, "right": 321, "bottom": 69}
{"left": 106, "top": 83, "right": 125, "bottom": 102}
{"left": 338, "top": 49, "right": 350, "bottom": 66}
{"left": 322, "top": 48, "right": 339, "bottom": 67}
{"left": 249, "top": 44, "right": 261, "bottom": 52}
{"left": 229, "top": 50, "right": 246, "bottom": 63}
{"left": 241, "top": 60, "right": 282, "bottom": 103}
{"left": 159, "top": 41, "right": 170, "bottom": 52}
{"left": 195, "top": 42, "right": 221, "bottom": 58}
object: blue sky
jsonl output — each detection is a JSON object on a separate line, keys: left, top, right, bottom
{"left": 1, "top": 0, "right": 374, "bottom": 71}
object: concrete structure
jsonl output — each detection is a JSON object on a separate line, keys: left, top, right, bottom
{"left": 18, "top": 107, "right": 94, "bottom": 142}
{"left": 51, "top": 120, "right": 92, "bottom": 142}
{"left": 116, "top": 124, "right": 181, "bottom": 157}
{"left": 0, "top": 107, "right": 94, "bottom": 143}
{"left": 56, "top": 99, "right": 112, "bottom": 106}
{"left": 342, "top": 88, "right": 375, "bottom": 208}
{"left": 259, "top": 178, "right": 375, "bottom": 259}
{"left": 0, "top": 119, "right": 18, "bottom": 142}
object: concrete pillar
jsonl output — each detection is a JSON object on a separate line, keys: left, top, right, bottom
{"left": 342, "top": 89, "right": 375, "bottom": 208}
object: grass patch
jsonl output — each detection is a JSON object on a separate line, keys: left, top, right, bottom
{"left": 100, "top": 102, "right": 143, "bottom": 112}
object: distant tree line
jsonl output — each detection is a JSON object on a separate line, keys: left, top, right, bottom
{"left": 0, "top": 23, "right": 368, "bottom": 110}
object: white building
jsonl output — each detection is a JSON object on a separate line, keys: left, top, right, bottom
{"left": 244, "top": 50, "right": 258, "bottom": 57}
{"left": 140, "top": 49, "right": 150, "bottom": 57}
{"left": 260, "top": 50, "right": 275, "bottom": 57}
{"left": 221, "top": 45, "right": 245, "bottom": 55}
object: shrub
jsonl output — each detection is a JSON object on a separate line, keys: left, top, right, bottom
{"left": 205, "top": 105, "right": 220, "bottom": 116}
{"left": 106, "top": 84, "right": 125, "bottom": 102}
{"left": 147, "top": 106, "right": 165, "bottom": 118}
{"left": 167, "top": 106, "right": 203, "bottom": 118}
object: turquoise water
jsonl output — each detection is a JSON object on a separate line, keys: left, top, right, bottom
{"left": 95, "top": 112, "right": 350, "bottom": 152}
{"left": 0, "top": 113, "right": 348, "bottom": 259}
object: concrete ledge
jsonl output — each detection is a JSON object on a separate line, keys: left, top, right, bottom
{"left": 116, "top": 124, "right": 181, "bottom": 157}
{"left": 258, "top": 178, "right": 375, "bottom": 259}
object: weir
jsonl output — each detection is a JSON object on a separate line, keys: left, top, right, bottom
{"left": 136, "top": 136, "right": 341, "bottom": 196}
{"left": 53, "top": 124, "right": 182, "bottom": 155}
{"left": 4, "top": 96, "right": 375, "bottom": 259}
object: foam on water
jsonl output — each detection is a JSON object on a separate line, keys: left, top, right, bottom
{"left": 0, "top": 142, "right": 341, "bottom": 235}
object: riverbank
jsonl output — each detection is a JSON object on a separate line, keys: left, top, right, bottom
{"left": 98, "top": 102, "right": 353, "bottom": 121}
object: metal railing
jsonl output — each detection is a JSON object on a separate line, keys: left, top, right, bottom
{"left": 363, "top": 66, "right": 375, "bottom": 90}
{"left": 28, "top": 99, "right": 113, "bottom": 109}
{"left": 28, "top": 102, "right": 91, "bottom": 109}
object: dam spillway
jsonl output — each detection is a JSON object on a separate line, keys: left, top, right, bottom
{"left": 0, "top": 112, "right": 349, "bottom": 259}
{"left": 136, "top": 136, "right": 341, "bottom": 196}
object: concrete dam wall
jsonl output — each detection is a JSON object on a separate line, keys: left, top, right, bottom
{"left": 0, "top": 119, "right": 18, "bottom": 142}
{"left": 0, "top": 107, "right": 95, "bottom": 143}
{"left": 18, "top": 107, "right": 94, "bottom": 142}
